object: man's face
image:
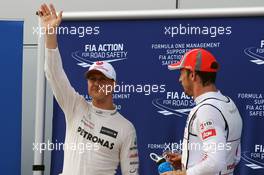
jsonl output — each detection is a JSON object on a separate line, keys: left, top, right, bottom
{"left": 179, "top": 69, "right": 193, "bottom": 96}
{"left": 87, "top": 71, "right": 115, "bottom": 100}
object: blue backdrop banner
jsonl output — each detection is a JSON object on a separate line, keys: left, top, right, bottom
{"left": 0, "top": 20, "right": 23, "bottom": 175}
{"left": 50, "top": 16, "right": 264, "bottom": 175}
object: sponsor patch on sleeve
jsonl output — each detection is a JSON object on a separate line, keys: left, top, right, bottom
{"left": 201, "top": 129, "right": 216, "bottom": 140}
{"left": 199, "top": 120, "right": 214, "bottom": 131}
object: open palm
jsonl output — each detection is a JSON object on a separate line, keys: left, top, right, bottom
{"left": 38, "top": 3, "right": 62, "bottom": 33}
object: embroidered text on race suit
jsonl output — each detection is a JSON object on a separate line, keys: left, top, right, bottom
{"left": 77, "top": 126, "right": 115, "bottom": 150}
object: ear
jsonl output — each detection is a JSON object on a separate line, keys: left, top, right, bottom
{"left": 190, "top": 71, "right": 195, "bottom": 81}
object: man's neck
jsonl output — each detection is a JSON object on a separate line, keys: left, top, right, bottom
{"left": 193, "top": 84, "right": 217, "bottom": 100}
{"left": 92, "top": 97, "right": 115, "bottom": 110}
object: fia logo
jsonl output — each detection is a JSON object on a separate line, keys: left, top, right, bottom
{"left": 71, "top": 50, "right": 127, "bottom": 68}
{"left": 244, "top": 40, "right": 264, "bottom": 65}
{"left": 152, "top": 91, "right": 195, "bottom": 117}
{"left": 241, "top": 145, "right": 264, "bottom": 170}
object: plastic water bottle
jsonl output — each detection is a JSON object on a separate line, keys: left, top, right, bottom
{"left": 150, "top": 153, "right": 174, "bottom": 174}
{"left": 157, "top": 157, "right": 174, "bottom": 174}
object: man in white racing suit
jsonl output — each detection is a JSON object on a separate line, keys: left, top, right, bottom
{"left": 162, "top": 48, "right": 242, "bottom": 175}
{"left": 38, "top": 3, "right": 139, "bottom": 175}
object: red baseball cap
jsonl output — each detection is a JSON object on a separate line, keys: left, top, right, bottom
{"left": 168, "top": 48, "right": 219, "bottom": 72}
